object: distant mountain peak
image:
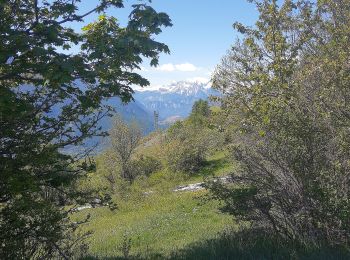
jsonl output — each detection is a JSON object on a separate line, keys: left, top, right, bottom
{"left": 137, "top": 79, "right": 212, "bottom": 96}
{"left": 134, "top": 79, "right": 218, "bottom": 119}
{"left": 166, "top": 80, "right": 211, "bottom": 95}
{"left": 136, "top": 78, "right": 211, "bottom": 94}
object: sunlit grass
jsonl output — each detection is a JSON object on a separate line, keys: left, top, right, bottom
{"left": 73, "top": 151, "right": 235, "bottom": 258}
{"left": 74, "top": 190, "right": 233, "bottom": 258}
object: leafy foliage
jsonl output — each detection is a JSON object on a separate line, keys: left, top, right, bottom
{"left": 189, "top": 99, "right": 210, "bottom": 126}
{"left": 165, "top": 137, "right": 207, "bottom": 174}
{"left": 0, "top": 0, "right": 171, "bottom": 258}
{"left": 210, "top": 0, "right": 350, "bottom": 246}
{"left": 129, "top": 155, "right": 162, "bottom": 178}
{"left": 165, "top": 104, "right": 224, "bottom": 174}
{"left": 110, "top": 116, "right": 142, "bottom": 183}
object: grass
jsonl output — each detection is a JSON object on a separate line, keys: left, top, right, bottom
{"left": 73, "top": 150, "right": 350, "bottom": 259}
{"left": 73, "top": 151, "right": 235, "bottom": 259}
{"left": 168, "top": 228, "right": 350, "bottom": 260}
{"left": 75, "top": 191, "right": 233, "bottom": 259}
{"left": 190, "top": 150, "right": 234, "bottom": 182}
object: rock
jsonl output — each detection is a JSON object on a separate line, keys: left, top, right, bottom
{"left": 72, "top": 204, "right": 93, "bottom": 212}
{"left": 173, "top": 175, "right": 232, "bottom": 192}
{"left": 173, "top": 182, "right": 204, "bottom": 192}
{"left": 91, "top": 198, "right": 102, "bottom": 204}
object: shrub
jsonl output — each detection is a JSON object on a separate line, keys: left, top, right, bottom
{"left": 210, "top": 0, "right": 350, "bottom": 247}
{"left": 164, "top": 117, "right": 225, "bottom": 174}
{"left": 129, "top": 155, "right": 162, "bottom": 177}
{"left": 110, "top": 116, "right": 142, "bottom": 183}
{"left": 166, "top": 138, "right": 206, "bottom": 174}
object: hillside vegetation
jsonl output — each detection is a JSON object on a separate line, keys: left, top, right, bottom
{"left": 74, "top": 96, "right": 350, "bottom": 259}
{"left": 74, "top": 154, "right": 234, "bottom": 259}
{"left": 2, "top": 0, "right": 350, "bottom": 259}
{"left": 72, "top": 100, "right": 235, "bottom": 258}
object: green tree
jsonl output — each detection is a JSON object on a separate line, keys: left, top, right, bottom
{"left": 189, "top": 99, "right": 210, "bottom": 125}
{"left": 110, "top": 116, "right": 142, "bottom": 183}
{"left": 210, "top": 0, "right": 350, "bottom": 246}
{"left": 165, "top": 101, "right": 225, "bottom": 174}
{"left": 0, "top": 1, "right": 171, "bottom": 258}
{"left": 165, "top": 123, "right": 217, "bottom": 174}
{"left": 129, "top": 155, "right": 162, "bottom": 178}
{"left": 166, "top": 137, "right": 207, "bottom": 174}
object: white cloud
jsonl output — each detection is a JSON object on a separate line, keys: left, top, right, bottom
{"left": 175, "top": 63, "right": 198, "bottom": 72}
{"left": 156, "top": 63, "right": 176, "bottom": 72}
{"left": 156, "top": 62, "right": 198, "bottom": 72}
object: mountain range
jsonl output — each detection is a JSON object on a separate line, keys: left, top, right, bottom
{"left": 133, "top": 80, "right": 217, "bottom": 122}
{"left": 74, "top": 80, "right": 218, "bottom": 150}
{"left": 106, "top": 79, "right": 218, "bottom": 133}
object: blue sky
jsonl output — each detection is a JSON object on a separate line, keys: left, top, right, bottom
{"left": 71, "top": 0, "right": 259, "bottom": 88}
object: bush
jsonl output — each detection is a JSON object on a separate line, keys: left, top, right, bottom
{"left": 129, "top": 155, "right": 162, "bottom": 177}
{"left": 211, "top": 0, "right": 350, "bottom": 247}
{"left": 166, "top": 138, "right": 206, "bottom": 174}
{"left": 109, "top": 116, "right": 142, "bottom": 183}
{"left": 164, "top": 118, "right": 225, "bottom": 174}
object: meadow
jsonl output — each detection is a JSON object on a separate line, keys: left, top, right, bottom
{"left": 73, "top": 152, "right": 235, "bottom": 259}
{"left": 74, "top": 148, "right": 350, "bottom": 259}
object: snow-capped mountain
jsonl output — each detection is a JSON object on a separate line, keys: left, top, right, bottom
{"left": 134, "top": 80, "right": 218, "bottom": 120}
{"left": 160, "top": 80, "right": 212, "bottom": 95}
{"left": 66, "top": 79, "right": 218, "bottom": 150}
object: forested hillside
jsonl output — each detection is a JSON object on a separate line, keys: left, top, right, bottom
{"left": 2, "top": 0, "right": 350, "bottom": 259}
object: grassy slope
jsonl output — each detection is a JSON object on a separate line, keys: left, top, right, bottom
{"left": 74, "top": 152, "right": 234, "bottom": 259}
{"left": 73, "top": 150, "right": 350, "bottom": 260}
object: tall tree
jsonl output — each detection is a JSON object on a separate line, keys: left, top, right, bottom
{"left": 189, "top": 99, "right": 210, "bottom": 125}
{"left": 110, "top": 116, "right": 142, "bottom": 183}
{"left": 0, "top": 0, "right": 171, "bottom": 258}
{"left": 211, "top": 0, "right": 350, "bottom": 246}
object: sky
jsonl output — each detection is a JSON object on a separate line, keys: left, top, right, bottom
{"left": 70, "top": 0, "right": 259, "bottom": 88}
